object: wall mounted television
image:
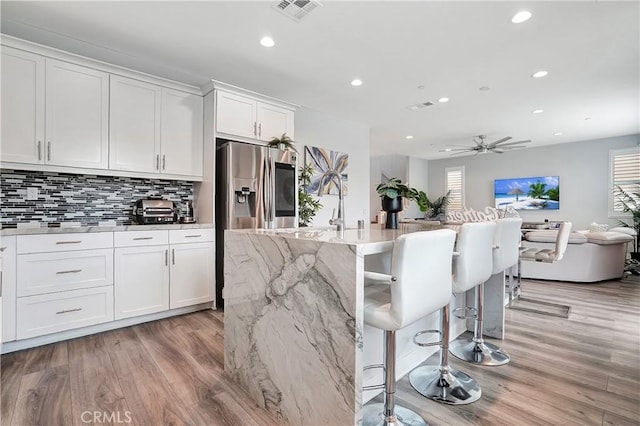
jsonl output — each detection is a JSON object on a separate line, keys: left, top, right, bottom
{"left": 494, "top": 176, "right": 559, "bottom": 210}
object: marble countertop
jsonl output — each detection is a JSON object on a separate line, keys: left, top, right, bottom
{"left": 1, "top": 223, "right": 213, "bottom": 236}
{"left": 229, "top": 224, "right": 410, "bottom": 254}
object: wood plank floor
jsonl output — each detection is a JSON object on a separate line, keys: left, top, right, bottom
{"left": 1, "top": 275, "right": 639, "bottom": 425}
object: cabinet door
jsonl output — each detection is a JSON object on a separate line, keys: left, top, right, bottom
{"left": 45, "top": 59, "right": 109, "bottom": 169}
{"left": 169, "top": 242, "right": 214, "bottom": 309}
{"left": 0, "top": 47, "right": 45, "bottom": 164}
{"left": 114, "top": 246, "right": 169, "bottom": 320}
{"left": 257, "top": 102, "right": 295, "bottom": 141}
{"left": 161, "top": 89, "right": 203, "bottom": 177}
{"left": 110, "top": 75, "right": 162, "bottom": 173}
{"left": 2, "top": 236, "right": 17, "bottom": 343}
{"left": 215, "top": 90, "right": 256, "bottom": 139}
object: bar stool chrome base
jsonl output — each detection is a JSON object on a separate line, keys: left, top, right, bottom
{"left": 362, "top": 403, "right": 427, "bottom": 426}
{"left": 449, "top": 338, "right": 511, "bottom": 366}
{"left": 408, "top": 365, "right": 481, "bottom": 405}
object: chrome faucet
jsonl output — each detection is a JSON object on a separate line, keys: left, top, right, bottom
{"left": 318, "top": 170, "right": 345, "bottom": 231}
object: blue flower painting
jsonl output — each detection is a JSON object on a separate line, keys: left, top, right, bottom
{"left": 304, "top": 146, "right": 348, "bottom": 196}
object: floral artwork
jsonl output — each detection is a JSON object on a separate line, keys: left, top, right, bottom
{"left": 304, "top": 146, "right": 348, "bottom": 196}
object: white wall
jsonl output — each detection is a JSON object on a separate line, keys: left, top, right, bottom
{"left": 295, "top": 107, "right": 370, "bottom": 227}
{"left": 427, "top": 134, "right": 639, "bottom": 229}
{"left": 369, "top": 155, "right": 429, "bottom": 221}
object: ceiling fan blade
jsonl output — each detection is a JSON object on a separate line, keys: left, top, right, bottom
{"left": 445, "top": 144, "right": 473, "bottom": 148}
{"left": 449, "top": 150, "right": 471, "bottom": 156}
{"left": 499, "top": 145, "right": 527, "bottom": 150}
{"left": 493, "top": 150, "right": 505, "bottom": 154}
{"left": 487, "top": 136, "right": 512, "bottom": 147}
{"left": 497, "top": 140, "right": 531, "bottom": 147}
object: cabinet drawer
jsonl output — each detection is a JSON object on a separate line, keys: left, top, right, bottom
{"left": 16, "top": 286, "right": 114, "bottom": 339}
{"left": 17, "top": 232, "right": 113, "bottom": 254}
{"left": 17, "top": 248, "right": 114, "bottom": 297}
{"left": 114, "top": 230, "right": 168, "bottom": 247}
{"left": 169, "top": 228, "right": 214, "bottom": 244}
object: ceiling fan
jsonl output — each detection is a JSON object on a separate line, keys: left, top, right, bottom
{"left": 441, "top": 135, "right": 531, "bottom": 156}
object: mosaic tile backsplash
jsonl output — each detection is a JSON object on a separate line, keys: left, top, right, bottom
{"left": 1, "top": 169, "right": 194, "bottom": 227}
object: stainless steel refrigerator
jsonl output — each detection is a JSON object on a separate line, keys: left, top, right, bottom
{"left": 215, "top": 140, "right": 298, "bottom": 307}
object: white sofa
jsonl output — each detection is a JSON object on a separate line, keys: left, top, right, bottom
{"left": 520, "top": 230, "right": 634, "bottom": 283}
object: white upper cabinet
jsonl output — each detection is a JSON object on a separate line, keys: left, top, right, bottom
{"left": 215, "top": 90, "right": 257, "bottom": 138}
{"left": 1, "top": 47, "right": 45, "bottom": 164}
{"left": 1, "top": 50, "right": 108, "bottom": 169}
{"left": 161, "top": 88, "right": 204, "bottom": 177}
{"left": 215, "top": 89, "right": 295, "bottom": 141}
{"left": 45, "top": 59, "right": 109, "bottom": 169}
{"left": 110, "top": 76, "right": 203, "bottom": 178}
{"left": 110, "top": 75, "right": 162, "bottom": 174}
{"left": 257, "top": 102, "right": 295, "bottom": 141}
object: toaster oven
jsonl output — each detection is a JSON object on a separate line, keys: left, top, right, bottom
{"left": 134, "top": 197, "right": 176, "bottom": 224}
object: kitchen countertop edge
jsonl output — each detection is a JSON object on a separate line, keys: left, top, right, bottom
{"left": 0, "top": 223, "right": 214, "bottom": 236}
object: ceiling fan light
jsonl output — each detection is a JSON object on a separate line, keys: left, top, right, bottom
{"left": 512, "top": 11, "right": 532, "bottom": 24}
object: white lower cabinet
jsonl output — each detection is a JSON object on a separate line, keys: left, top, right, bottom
{"left": 114, "top": 229, "right": 214, "bottom": 319}
{"left": 114, "top": 244, "right": 170, "bottom": 320}
{"left": 14, "top": 232, "right": 114, "bottom": 340}
{"left": 170, "top": 242, "right": 214, "bottom": 309}
{"left": 16, "top": 285, "right": 113, "bottom": 340}
{"left": 2, "top": 236, "right": 17, "bottom": 343}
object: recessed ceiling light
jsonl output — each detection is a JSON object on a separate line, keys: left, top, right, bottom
{"left": 585, "top": 117, "right": 592, "bottom": 120}
{"left": 405, "top": 135, "right": 414, "bottom": 140}
{"left": 479, "top": 86, "right": 490, "bottom": 91}
{"left": 532, "top": 109, "right": 544, "bottom": 114}
{"left": 351, "top": 79, "right": 363, "bottom": 87}
{"left": 444, "top": 148, "right": 452, "bottom": 152}
{"left": 438, "top": 97, "right": 449, "bottom": 103}
{"left": 260, "top": 37, "right": 275, "bottom": 47}
{"left": 532, "top": 71, "right": 548, "bottom": 78}
{"left": 553, "top": 132, "right": 563, "bottom": 136}
{"left": 512, "top": 11, "right": 532, "bottom": 24}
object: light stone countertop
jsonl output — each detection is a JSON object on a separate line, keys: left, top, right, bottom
{"left": 230, "top": 223, "right": 449, "bottom": 254}
{"left": 1, "top": 223, "right": 213, "bottom": 236}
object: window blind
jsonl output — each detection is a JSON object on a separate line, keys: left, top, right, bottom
{"left": 612, "top": 150, "right": 640, "bottom": 213}
{"left": 445, "top": 167, "right": 464, "bottom": 211}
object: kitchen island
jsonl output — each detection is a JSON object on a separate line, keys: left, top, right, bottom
{"left": 223, "top": 225, "right": 507, "bottom": 425}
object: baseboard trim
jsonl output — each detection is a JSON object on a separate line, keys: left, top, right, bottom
{"left": 1, "top": 303, "right": 215, "bottom": 354}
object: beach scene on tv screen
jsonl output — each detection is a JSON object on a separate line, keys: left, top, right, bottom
{"left": 495, "top": 176, "right": 560, "bottom": 210}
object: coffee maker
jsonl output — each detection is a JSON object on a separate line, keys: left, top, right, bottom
{"left": 180, "top": 201, "right": 196, "bottom": 223}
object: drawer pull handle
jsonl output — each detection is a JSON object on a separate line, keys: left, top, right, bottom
{"left": 56, "top": 240, "right": 82, "bottom": 245}
{"left": 56, "top": 308, "right": 82, "bottom": 315}
{"left": 184, "top": 234, "right": 202, "bottom": 238}
{"left": 56, "top": 269, "right": 82, "bottom": 275}
{"left": 133, "top": 237, "right": 153, "bottom": 241}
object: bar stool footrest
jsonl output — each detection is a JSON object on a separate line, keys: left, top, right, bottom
{"left": 452, "top": 306, "right": 477, "bottom": 320}
{"left": 413, "top": 329, "right": 442, "bottom": 347}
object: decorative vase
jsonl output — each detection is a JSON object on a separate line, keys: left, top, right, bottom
{"left": 381, "top": 196, "right": 403, "bottom": 229}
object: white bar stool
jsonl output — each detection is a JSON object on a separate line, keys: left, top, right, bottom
{"left": 361, "top": 229, "right": 456, "bottom": 426}
{"left": 409, "top": 222, "right": 493, "bottom": 404}
{"left": 449, "top": 217, "right": 522, "bottom": 366}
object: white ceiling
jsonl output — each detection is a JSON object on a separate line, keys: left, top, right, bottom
{"left": 2, "top": 1, "right": 638, "bottom": 159}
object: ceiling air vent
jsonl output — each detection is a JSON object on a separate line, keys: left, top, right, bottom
{"left": 407, "top": 101, "right": 435, "bottom": 111}
{"left": 274, "top": 0, "right": 322, "bottom": 22}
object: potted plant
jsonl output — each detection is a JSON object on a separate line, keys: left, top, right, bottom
{"left": 267, "top": 133, "right": 297, "bottom": 152}
{"left": 416, "top": 190, "right": 451, "bottom": 220}
{"left": 616, "top": 184, "right": 640, "bottom": 259}
{"left": 298, "top": 163, "right": 323, "bottom": 227}
{"left": 375, "top": 177, "right": 419, "bottom": 229}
